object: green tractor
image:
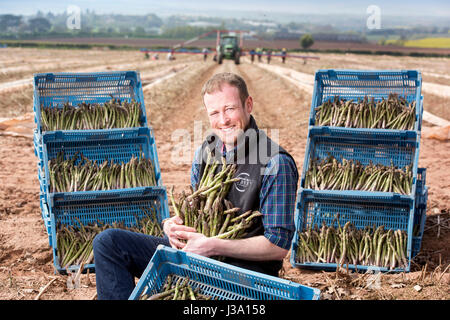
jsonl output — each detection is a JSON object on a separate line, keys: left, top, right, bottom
{"left": 216, "top": 34, "right": 241, "bottom": 65}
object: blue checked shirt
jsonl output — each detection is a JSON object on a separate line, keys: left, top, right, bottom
{"left": 191, "top": 145, "right": 298, "bottom": 250}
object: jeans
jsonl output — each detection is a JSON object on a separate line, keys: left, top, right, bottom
{"left": 92, "top": 228, "right": 170, "bottom": 300}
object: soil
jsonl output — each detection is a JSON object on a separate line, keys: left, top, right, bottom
{"left": 0, "top": 48, "right": 448, "bottom": 300}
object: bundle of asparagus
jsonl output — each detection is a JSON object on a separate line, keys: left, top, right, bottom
{"left": 139, "top": 275, "right": 215, "bottom": 300}
{"left": 56, "top": 205, "right": 163, "bottom": 270}
{"left": 41, "top": 98, "right": 142, "bottom": 131}
{"left": 169, "top": 151, "right": 262, "bottom": 239}
{"left": 314, "top": 93, "right": 416, "bottom": 130}
{"left": 48, "top": 150, "right": 157, "bottom": 192}
{"left": 304, "top": 156, "right": 413, "bottom": 194}
{"left": 295, "top": 220, "right": 409, "bottom": 270}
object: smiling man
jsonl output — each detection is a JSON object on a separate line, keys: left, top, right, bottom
{"left": 92, "top": 72, "right": 299, "bottom": 300}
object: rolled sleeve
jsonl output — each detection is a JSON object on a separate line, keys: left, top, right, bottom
{"left": 260, "top": 153, "right": 299, "bottom": 250}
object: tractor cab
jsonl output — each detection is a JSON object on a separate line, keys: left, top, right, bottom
{"left": 216, "top": 34, "right": 241, "bottom": 65}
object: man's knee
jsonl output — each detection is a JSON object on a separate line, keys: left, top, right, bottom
{"left": 93, "top": 228, "right": 120, "bottom": 253}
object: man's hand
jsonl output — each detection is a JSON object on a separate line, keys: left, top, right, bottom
{"left": 174, "top": 230, "right": 217, "bottom": 257}
{"left": 162, "top": 216, "right": 196, "bottom": 249}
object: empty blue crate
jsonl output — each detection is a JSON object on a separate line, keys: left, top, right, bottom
{"left": 309, "top": 69, "right": 423, "bottom": 132}
{"left": 301, "top": 126, "right": 420, "bottom": 199}
{"left": 290, "top": 188, "right": 415, "bottom": 272}
{"left": 40, "top": 127, "right": 163, "bottom": 205}
{"left": 129, "top": 245, "right": 320, "bottom": 300}
{"left": 49, "top": 187, "right": 170, "bottom": 274}
{"left": 33, "top": 71, "right": 148, "bottom": 136}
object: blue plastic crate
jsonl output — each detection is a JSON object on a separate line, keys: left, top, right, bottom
{"left": 129, "top": 245, "right": 320, "bottom": 300}
{"left": 309, "top": 69, "right": 423, "bottom": 132}
{"left": 39, "top": 127, "right": 162, "bottom": 205}
{"left": 290, "top": 188, "right": 415, "bottom": 272}
{"left": 49, "top": 187, "right": 170, "bottom": 274}
{"left": 33, "top": 71, "right": 147, "bottom": 135}
{"left": 300, "top": 126, "right": 420, "bottom": 199}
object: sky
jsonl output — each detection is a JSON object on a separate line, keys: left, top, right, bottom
{"left": 1, "top": 0, "right": 449, "bottom": 17}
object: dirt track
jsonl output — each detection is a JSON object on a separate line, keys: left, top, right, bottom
{"left": 0, "top": 49, "right": 449, "bottom": 300}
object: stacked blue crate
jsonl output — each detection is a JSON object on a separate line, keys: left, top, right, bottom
{"left": 290, "top": 69, "right": 426, "bottom": 272}
{"left": 32, "top": 71, "right": 169, "bottom": 273}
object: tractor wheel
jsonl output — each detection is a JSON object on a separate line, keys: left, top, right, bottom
{"left": 234, "top": 54, "right": 240, "bottom": 65}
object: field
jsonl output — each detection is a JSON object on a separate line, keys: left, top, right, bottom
{"left": 0, "top": 47, "right": 449, "bottom": 300}
{"left": 393, "top": 38, "right": 450, "bottom": 49}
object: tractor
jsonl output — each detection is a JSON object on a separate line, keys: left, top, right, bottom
{"left": 216, "top": 34, "right": 241, "bottom": 65}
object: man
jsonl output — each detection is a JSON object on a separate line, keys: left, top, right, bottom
{"left": 92, "top": 72, "right": 299, "bottom": 300}
{"left": 202, "top": 47, "right": 208, "bottom": 62}
{"left": 281, "top": 48, "right": 287, "bottom": 64}
{"left": 249, "top": 49, "right": 255, "bottom": 63}
{"left": 267, "top": 49, "right": 272, "bottom": 64}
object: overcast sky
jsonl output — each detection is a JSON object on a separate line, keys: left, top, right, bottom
{"left": 1, "top": 0, "right": 449, "bottom": 17}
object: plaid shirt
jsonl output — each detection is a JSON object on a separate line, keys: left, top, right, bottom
{"left": 191, "top": 145, "right": 298, "bottom": 250}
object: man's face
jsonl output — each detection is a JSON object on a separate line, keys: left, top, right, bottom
{"left": 203, "top": 83, "right": 253, "bottom": 149}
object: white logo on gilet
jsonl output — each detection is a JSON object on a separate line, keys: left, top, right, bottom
{"left": 234, "top": 172, "right": 253, "bottom": 193}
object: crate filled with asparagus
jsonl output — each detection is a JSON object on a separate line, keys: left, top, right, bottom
{"left": 33, "top": 71, "right": 147, "bottom": 136}
{"left": 290, "top": 189, "right": 415, "bottom": 272}
{"left": 314, "top": 94, "right": 417, "bottom": 130}
{"left": 129, "top": 245, "right": 321, "bottom": 300}
{"left": 304, "top": 156, "right": 413, "bottom": 195}
{"left": 56, "top": 207, "right": 163, "bottom": 272}
{"left": 40, "top": 98, "right": 143, "bottom": 131}
{"left": 169, "top": 151, "right": 262, "bottom": 240}
{"left": 294, "top": 220, "right": 409, "bottom": 270}
{"left": 309, "top": 69, "right": 423, "bottom": 132}
{"left": 301, "top": 126, "right": 419, "bottom": 199}
{"left": 39, "top": 127, "right": 162, "bottom": 203}
{"left": 48, "top": 150, "right": 157, "bottom": 193}
{"left": 49, "top": 187, "right": 170, "bottom": 273}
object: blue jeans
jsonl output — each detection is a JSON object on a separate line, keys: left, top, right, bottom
{"left": 92, "top": 228, "right": 170, "bottom": 300}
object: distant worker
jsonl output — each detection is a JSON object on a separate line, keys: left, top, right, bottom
{"left": 249, "top": 49, "right": 255, "bottom": 63}
{"left": 256, "top": 47, "right": 262, "bottom": 62}
{"left": 151, "top": 53, "right": 159, "bottom": 60}
{"left": 281, "top": 48, "right": 287, "bottom": 64}
{"left": 167, "top": 48, "right": 175, "bottom": 61}
{"left": 267, "top": 49, "right": 272, "bottom": 64}
{"left": 144, "top": 52, "right": 149, "bottom": 60}
{"left": 202, "top": 48, "right": 208, "bottom": 62}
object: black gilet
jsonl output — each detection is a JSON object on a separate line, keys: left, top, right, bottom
{"left": 196, "top": 115, "right": 298, "bottom": 276}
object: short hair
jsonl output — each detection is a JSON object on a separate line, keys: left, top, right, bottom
{"left": 201, "top": 72, "right": 249, "bottom": 107}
